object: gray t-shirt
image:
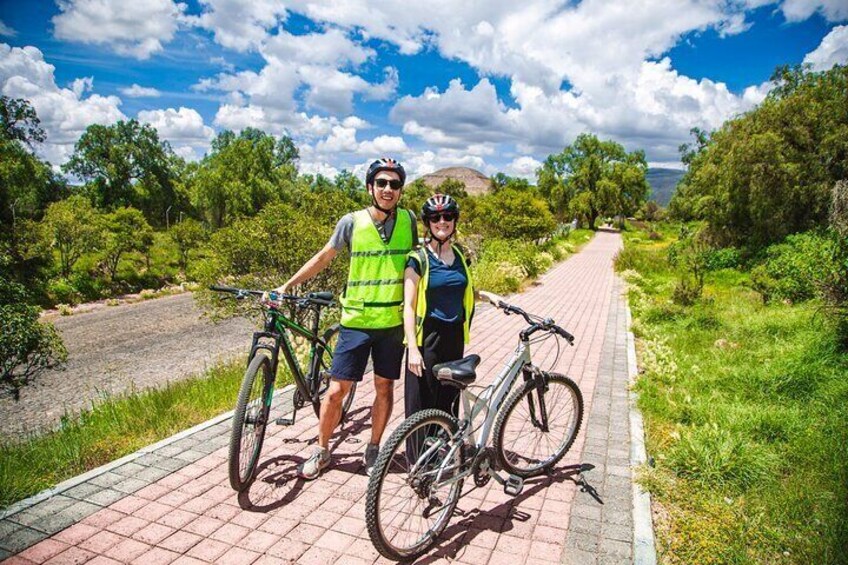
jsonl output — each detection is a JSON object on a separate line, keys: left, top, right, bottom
{"left": 329, "top": 209, "right": 418, "bottom": 252}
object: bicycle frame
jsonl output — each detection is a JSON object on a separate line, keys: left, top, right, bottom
{"left": 248, "top": 307, "right": 335, "bottom": 410}
{"left": 420, "top": 338, "right": 535, "bottom": 487}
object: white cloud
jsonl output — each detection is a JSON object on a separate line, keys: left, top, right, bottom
{"left": 781, "top": 0, "right": 848, "bottom": 22}
{"left": 52, "top": 0, "right": 187, "bottom": 59}
{"left": 261, "top": 27, "right": 374, "bottom": 67}
{"left": 138, "top": 106, "right": 215, "bottom": 160}
{"left": 504, "top": 156, "right": 542, "bottom": 179}
{"left": 0, "top": 43, "right": 125, "bottom": 164}
{"left": 120, "top": 84, "right": 162, "bottom": 97}
{"left": 0, "top": 20, "right": 16, "bottom": 37}
{"left": 804, "top": 25, "right": 848, "bottom": 71}
{"left": 189, "top": 0, "right": 287, "bottom": 52}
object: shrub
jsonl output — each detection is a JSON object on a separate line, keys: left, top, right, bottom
{"left": 46, "top": 277, "right": 81, "bottom": 306}
{"left": 704, "top": 247, "right": 740, "bottom": 270}
{"left": 0, "top": 267, "right": 67, "bottom": 399}
{"left": 750, "top": 231, "right": 834, "bottom": 303}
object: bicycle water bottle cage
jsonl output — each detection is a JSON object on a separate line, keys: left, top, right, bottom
{"left": 433, "top": 355, "right": 481, "bottom": 389}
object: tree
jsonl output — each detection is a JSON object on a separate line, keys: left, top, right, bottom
{"left": 190, "top": 129, "right": 298, "bottom": 228}
{"left": 169, "top": 218, "right": 206, "bottom": 273}
{"left": 437, "top": 178, "right": 468, "bottom": 199}
{"left": 100, "top": 207, "right": 154, "bottom": 280}
{"left": 669, "top": 64, "right": 848, "bottom": 247}
{"left": 334, "top": 169, "right": 367, "bottom": 203}
{"left": 63, "top": 120, "right": 183, "bottom": 225}
{"left": 41, "top": 195, "right": 102, "bottom": 278}
{"left": 0, "top": 95, "right": 46, "bottom": 147}
{"left": 468, "top": 188, "right": 556, "bottom": 241}
{"left": 491, "top": 173, "right": 532, "bottom": 193}
{"left": 0, "top": 254, "right": 66, "bottom": 400}
{"left": 537, "top": 133, "right": 649, "bottom": 228}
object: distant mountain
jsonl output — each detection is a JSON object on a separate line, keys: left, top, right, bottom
{"left": 646, "top": 168, "right": 685, "bottom": 206}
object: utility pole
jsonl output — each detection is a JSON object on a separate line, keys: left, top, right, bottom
{"left": 165, "top": 205, "right": 172, "bottom": 229}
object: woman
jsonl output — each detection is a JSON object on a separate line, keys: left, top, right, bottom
{"left": 403, "top": 193, "right": 475, "bottom": 419}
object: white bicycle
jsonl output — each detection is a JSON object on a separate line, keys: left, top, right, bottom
{"left": 365, "top": 291, "right": 585, "bottom": 560}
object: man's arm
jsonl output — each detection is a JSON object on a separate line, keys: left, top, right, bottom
{"left": 274, "top": 243, "right": 337, "bottom": 294}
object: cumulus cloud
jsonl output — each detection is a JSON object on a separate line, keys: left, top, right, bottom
{"left": 52, "top": 0, "right": 186, "bottom": 59}
{"left": 0, "top": 43, "right": 124, "bottom": 164}
{"left": 120, "top": 84, "right": 162, "bottom": 97}
{"left": 804, "top": 25, "right": 848, "bottom": 71}
{"left": 504, "top": 156, "right": 543, "bottom": 179}
{"left": 138, "top": 106, "right": 215, "bottom": 160}
{"left": 780, "top": 0, "right": 848, "bottom": 22}
{"left": 189, "top": 0, "right": 287, "bottom": 52}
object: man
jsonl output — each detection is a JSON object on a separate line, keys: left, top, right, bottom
{"left": 272, "top": 157, "right": 417, "bottom": 479}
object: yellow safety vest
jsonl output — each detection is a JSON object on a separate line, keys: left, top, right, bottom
{"left": 340, "top": 208, "right": 413, "bottom": 329}
{"left": 409, "top": 244, "right": 475, "bottom": 346}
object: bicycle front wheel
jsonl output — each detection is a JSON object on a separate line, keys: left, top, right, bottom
{"left": 366, "top": 409, "right": 463, "bottom": 561}
{"left": 228, "top": 352, "right": 274, "bottom": 491}
{"left": 313, "top": 324, "right": 356, "bottom": 420}
{"left": 493, "top": 372, "right": 583, "bottom": 477}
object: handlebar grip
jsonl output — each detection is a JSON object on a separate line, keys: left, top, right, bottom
{"left": 557, "top": 326, "right": 576, "bottom": 344}
{"left": 210, "top": 284, "right": 238, "bottom": 292}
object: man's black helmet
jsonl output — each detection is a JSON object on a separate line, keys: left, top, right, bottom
{"left": 422, "top": 193, "right": 459, "bottom": 220}
{"left": 366, "top": 157, "right": 406, "bottom": 186}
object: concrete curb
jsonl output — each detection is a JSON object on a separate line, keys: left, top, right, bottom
{"left": 626, "top": 305, "right": 658, "bottom": 565}
{"left": 0, "top": 384, "right": 293, "bottom": 521}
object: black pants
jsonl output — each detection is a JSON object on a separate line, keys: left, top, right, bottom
{"left": 405, "top": 318, "right": 464, "bottom": 419}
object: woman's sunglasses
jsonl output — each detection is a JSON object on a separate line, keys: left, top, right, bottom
{"left": 374, "top": 178, "right": 404, "bottom": 190}
{"left": 429, "top": 213, "right": 457, "bottom": 222}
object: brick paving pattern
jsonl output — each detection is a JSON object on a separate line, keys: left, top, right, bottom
{"left": 1, "top": 230, "right": 646, "bottom": 564}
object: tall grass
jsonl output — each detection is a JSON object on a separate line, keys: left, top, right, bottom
{"left": 620, "top": 223, "right": 848, "bottom": 564}
{"left": 0, "top": 358, "right": 270, "bottom": 509}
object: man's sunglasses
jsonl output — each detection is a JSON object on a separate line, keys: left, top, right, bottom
{"left": 429, "top": 213, "right": 457, "bottom": 222}
{"left": 374, "top": 178, "right": 404, "bottom": 190}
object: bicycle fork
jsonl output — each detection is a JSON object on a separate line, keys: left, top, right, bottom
{"left": 522, "top": 365, "right": 550, "bottom": 433}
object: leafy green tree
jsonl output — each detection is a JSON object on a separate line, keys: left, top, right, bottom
{"left": 437, "top": 178, "right": 468, "bottom": 199}
{"left": 63, "top": 120, "right": 183, "bottom": 225}
{"left": 467, "top": 188, "right": 555, "bottom": 241}
{"left": 670, "top": 64, "right": 848, "bottom": 247}
{"left": 400, "top": 179, "right": 431, "bottom": 218}
{"left": 334, "top": 169, "right": 368, "bottom": 204}
{"left": 537, "top": 133, "right": 649, "bottom": 227}
{"left": 0, "top": 254, "right": 67, "bottom": 399}
{"left": 100, "top": 207, "right": 154, "bottom": 280}
{"left": 41, "top": 195, "right": 102, "bottom": 277}
{"left": 169, "top": 218, "right": 206, "bottom": 273}
{"left": 0, "top": 96, "right": 46, "bottom": 147}
{"left": 190, "top": 129, "right": 298, "bottom": 228}
{"left": 491, "top": 173, "right": 532, "bottom": 193}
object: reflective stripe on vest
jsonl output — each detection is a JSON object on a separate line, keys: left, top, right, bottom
{"left": 411, "top": 244, "right": 475, "bottom": 346}
{"left": 340, "top": 208, "right": 413, "bottom": 329}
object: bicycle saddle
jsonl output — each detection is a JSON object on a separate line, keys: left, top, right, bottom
{"left": 433, "top": 355, "right": 481, "bottom": 389}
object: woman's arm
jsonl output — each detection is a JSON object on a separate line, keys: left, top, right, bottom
{"left": 403, "top": 266, "right": 424, "bottom": 376}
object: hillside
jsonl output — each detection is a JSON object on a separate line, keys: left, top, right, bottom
{"left": 646, "top": 168, "right": 685, "bottom": 205}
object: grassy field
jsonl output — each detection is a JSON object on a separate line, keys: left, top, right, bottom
{"left": 0, "top": 359, "right": 256, "bottom": 509}
{"left": 618, "top": 223, "right": 848, "bottom": 564}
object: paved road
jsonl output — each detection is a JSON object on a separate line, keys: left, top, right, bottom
{"left": 2, "top": 231, "right": 650, "bottom": 564}
{"left": 1, "top": 293, "right": 254, "bottom": 438}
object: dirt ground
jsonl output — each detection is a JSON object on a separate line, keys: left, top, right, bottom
{"left": 1, "top": 293, "right": 255, "bottom": 439}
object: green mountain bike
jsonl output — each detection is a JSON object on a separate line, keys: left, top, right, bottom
{"left": 211, "top": 285, "right": 356, "bottom": 492}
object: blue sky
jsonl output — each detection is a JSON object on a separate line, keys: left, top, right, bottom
{"left": 1, "top": 1, "right": 846, "bottom": 180}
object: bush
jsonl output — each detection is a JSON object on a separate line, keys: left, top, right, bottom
{"left": 0, "top": 269, "right": 67, "bottom": 399}
{"left": 46, "top": 277, "right": 81, "bottom": 306}
{"left": 750, "top": 231, "right": 835, "bottom": 303}
{"left": 704, "top": 247, "right": 740, "bottom": 270}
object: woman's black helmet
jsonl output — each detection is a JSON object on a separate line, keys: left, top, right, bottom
{"left": 366, "top": 157, "right": 406, "bottom": 186}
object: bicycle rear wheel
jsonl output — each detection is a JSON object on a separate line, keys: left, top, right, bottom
{"left": 228, "top": 352, "right": 274, "bottom": 491}
{"left": 493, "top": 372, "right": 583, "bottom": 477}
{"left": 366, "top": 409, "right": 463, "bottom": 560}
{"left": 313, "top": 324, "right": 356, "bottom": 420}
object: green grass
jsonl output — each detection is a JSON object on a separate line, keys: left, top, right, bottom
{"left": 620, "top": 223, "right": 848, "bottom": 564}
{"left": 0, "top": 356, "right": 286, "bottom": 509}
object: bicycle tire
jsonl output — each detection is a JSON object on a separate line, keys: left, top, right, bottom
{"left": 228, "top": 352, "right": 274, "bottom": 492}
{"left": 313, "top": 324, "right": 357, "bottom": 420}
{"left": 493, "top": 372, "right": 583, "bottom": 478}
{"left": 366, "top": 409, "right": 463, "bottom": 560}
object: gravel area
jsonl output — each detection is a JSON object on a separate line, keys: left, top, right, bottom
{"left": 1, "top": 293, "right": 255, "bottom": 439}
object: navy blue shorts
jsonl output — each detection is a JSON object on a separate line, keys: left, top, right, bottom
{"left": 330, "top": 325, "right": 405, "bottom": 382}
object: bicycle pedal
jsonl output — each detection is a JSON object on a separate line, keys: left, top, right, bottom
{"left": 275, "top": 416, "right": 295, "bottom": 426}
{"left": 504, "top": 474, "right": 524, "bottom": 497}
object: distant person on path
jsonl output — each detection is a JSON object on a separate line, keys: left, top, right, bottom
{"left": 403, "top": 194, "right": 475, "bottom": 419}
{"left": 271, "top": 158, "right": 417, "bottom": 479}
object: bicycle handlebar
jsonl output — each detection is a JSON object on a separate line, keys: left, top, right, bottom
{"left": 209, "top": 285, "right": 334, "bottom": 307}
{"left": 480, "top": 291, "right": 575, "bottom": 345}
